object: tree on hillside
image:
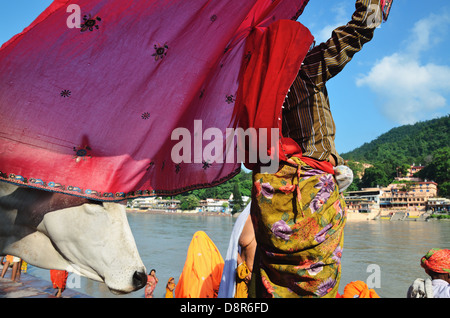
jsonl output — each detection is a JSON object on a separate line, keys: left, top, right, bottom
{"left": 359, "top": 164, "right": 390, "bottom": 188}
{"left": 416, "top": 147, "right": 450, "bottom": 197}
{"left": 439, "top": 182, "right": 450, "bottom": 198}
{"left": 173, "top": 170, "right": 252, "bottom": 201}
{"left": 397, "top": 163, "right": 411, "bottom": 178}
{"left": 230, "top": 181, "right": 244, "bottom": 214}
{"left": 180, "top": 194, "right": 199, "bottom": 210}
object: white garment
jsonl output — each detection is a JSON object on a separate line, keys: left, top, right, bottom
{"left": 432, "top": 279, "right": 450, "bottom": 298}
{"left": 407, "top": 278, "right": 434, "bottom": 298}
{"left": 333, "top": 165, "right": 354, "bottom": 192}
{"left": 217, "top": 203, "right": 251, "bottom": 298}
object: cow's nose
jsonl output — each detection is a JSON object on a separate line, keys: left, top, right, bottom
{"left": 133, "top": 271, "right": 147, "bottom": 290}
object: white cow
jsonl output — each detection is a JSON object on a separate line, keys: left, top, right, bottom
{"left": 0, "top": 181, "right": 147, "bottom": 294}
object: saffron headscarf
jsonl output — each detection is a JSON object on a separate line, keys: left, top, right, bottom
{"left": 0, "top": 0, "right": 310, "bottom": 201}
{"left": 176, "top": 231, "right": 224, "bottom": 298}
{"left": 340, "top": 281, "right": 380, "bottom": 298}
{"left": 421, "top": 248, "right": 450, "bottom": 274}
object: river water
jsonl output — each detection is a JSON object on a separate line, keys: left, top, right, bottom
{"left": 27, "top": 212, "right": 450, "bottom": 298}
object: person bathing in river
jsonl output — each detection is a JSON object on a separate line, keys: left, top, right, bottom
{"left": 164, "top": 277, "right": 176, "bottom": 298}
{"left": 145, "top": 269, "right": 158, "bottom": 298}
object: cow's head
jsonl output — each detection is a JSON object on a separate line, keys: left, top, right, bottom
{"left": 0, "top": 183, "right": 147, "bottom": 294}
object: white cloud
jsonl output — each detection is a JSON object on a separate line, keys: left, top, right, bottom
{"left": 356, "top": 13, "right": 450, "bottom": 124}
{"left": 357, "top": 54, "right": 450, "bottom": 124}
{"left": 314, "top": 3, "right": 349, "bottom": 43}
{"left": 406, "top": 13, "right": 449, "bottom": 58}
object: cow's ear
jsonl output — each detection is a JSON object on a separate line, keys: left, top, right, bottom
{"left": 83, "top": 203, "right": 101, "bottom": 215}
{"left": 102, "top": 202, "right": 126, "bottom": 213}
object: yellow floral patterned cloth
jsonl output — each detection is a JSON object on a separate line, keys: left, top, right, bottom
{"left": 250, "top": 156, "right": 347, "bottom": 298}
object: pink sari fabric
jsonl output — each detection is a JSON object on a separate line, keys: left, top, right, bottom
{"left": 0, "top": 0, "right": 309, "bottom": 201}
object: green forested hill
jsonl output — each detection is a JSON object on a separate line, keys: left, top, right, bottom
{"left": 341, "top": 115, "right": 450, "bottom": 196}
{"left": 341, "top": 115, "right": 449, "bottom": 164}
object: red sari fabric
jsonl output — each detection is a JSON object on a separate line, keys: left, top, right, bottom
{"left": 0, "top": 0, "right": 309, "bottom": 201}
{"left": 233, "top": 20, "right": 334, "bottom": 175}
{"left": 50, "top": 269, "right": 68, "bottom": 290}
{"left": 234, "top": 20, "right": 313, "bottom": 169}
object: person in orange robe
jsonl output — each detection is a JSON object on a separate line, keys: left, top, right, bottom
{"left": 164, "top": 277, "right": 176, "bottom": 298}
{"left": 176, "top": 231, "right": 224, "bottom": 298}
{"left": 338, "top": 281, "right": 380, "bottom": 298}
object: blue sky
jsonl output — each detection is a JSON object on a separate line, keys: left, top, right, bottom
{"left": 1, "top": 1, "right": 449, "bottom": 154}
{"left": 300, "top": 0, "right": 450, "bottom": 153}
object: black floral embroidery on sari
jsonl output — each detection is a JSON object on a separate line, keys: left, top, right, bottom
{"left": 152, "top": 43, "right": 169, "bottom": 61}
{"left": 80, "top": 14, "right": 101, "bottom": 32}
{"left": 60, "top": 90, "right": 71, "bottom": 97}
{"left": 225, "top": 94, "right": 235, "bottom": 104}
{"left": 202, "top": 161, "right": 211, "bottom": 169}
{"left": 73, "top": 145, "right": 92, "bottom": 162}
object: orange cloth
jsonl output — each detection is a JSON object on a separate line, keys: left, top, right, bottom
{"left": 421, "top": 248, "right": 450, "bottom": 274}
{"left": 235, "top": 261, "right": 251, "bottom": 298}
{"left": 50, "top": 270, "right": 68, "bottom": 290}
{"left": 176, "top": 231, "right": 224, "bottom": 298}
{"left": 165, "top": 277, "right": 176, "bottom": 298}
{"left": 340, "top": 281, "right": 380, "bottom": 298}
{"left": 5, "top": 255, "right": 20, "bottom": 263}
